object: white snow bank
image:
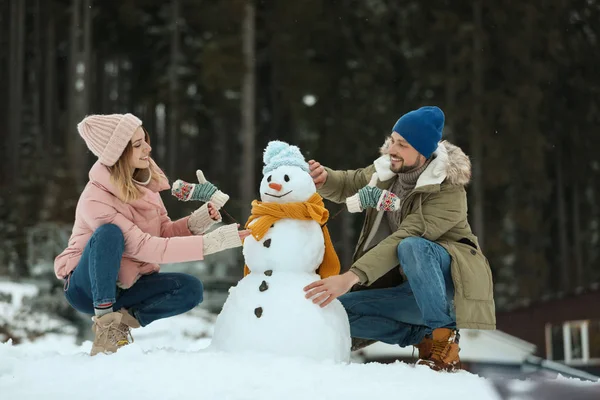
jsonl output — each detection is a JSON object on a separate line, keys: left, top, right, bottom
{"left": 0, "top": 281, "right": 39, "bottom": 308}
{"left": 0, "top": 280, "right": 76, "bottom": 344}
{"left": 0, "top": 336, "right": 499, "bottom": 400}
{"left": 1, "top": 291, "right": 598, "bottom": 400}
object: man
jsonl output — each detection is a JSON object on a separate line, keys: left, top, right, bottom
{"left": 304, "top": 106, "right": 495, "bottom": 371}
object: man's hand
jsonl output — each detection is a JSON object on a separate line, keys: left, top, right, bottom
{"left": 346, "top": 186, "right": 401, "bottom": 213}
{"left": 308, "top": 160, "right": 328, "bottom": 189}
{"left": 303, "top": 271, "right": 360, "bottom": 308}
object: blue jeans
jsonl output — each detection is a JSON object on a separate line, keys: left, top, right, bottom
{"left": 64, "top": 224, "right": 204, "bottom": 326}
{"left": 339, "top": 237, "right": 456, "bottom": 347}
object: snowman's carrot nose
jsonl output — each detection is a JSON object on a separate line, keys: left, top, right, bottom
{"left": 269, "top": 182, "right": 283, "bottom": 191}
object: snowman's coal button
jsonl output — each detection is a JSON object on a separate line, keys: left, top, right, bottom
{"left": 263, "top": 239, "right": 272, "bottom": 248}
{"left": 259, "top": 280, "right": 268, "bottom": 292}
{"left": 254, "top": 307, "right": 263, "bottom": 318}
{"left": 265, "top": 270, "right": 273, "bottom": 276}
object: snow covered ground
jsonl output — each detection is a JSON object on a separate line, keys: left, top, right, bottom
{"left": 0, "top": 312, "right": 498, "bottom": 400}
{"left": 1, "top": 281, "right": 599, "bottom": 399}
{"left": 0, "top": 310, "right": 598, "bottom": 400}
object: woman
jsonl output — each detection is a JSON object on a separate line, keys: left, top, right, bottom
{"left": 54, "top": 113, "right": 250, "bottom": 356}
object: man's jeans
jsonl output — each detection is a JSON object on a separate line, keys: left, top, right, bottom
{"left": 339, "top": 237, "right": 456, "bottom": 347}
{"left": 64, "top": 224, "right": 203, "bottom": 326}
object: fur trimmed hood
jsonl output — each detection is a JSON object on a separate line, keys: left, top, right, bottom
{"left": 373, "top": 138, "right": 471, "bottom": 187}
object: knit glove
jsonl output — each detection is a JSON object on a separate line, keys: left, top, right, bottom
{"left": 187, "top": 203, "right": 221, "bottom": 235}
{"left": 202, "top": 224, "right": 243, "bottom": 256}
{"left": 172, "top": 170, "right": 230, "bottom": 209}
{"left": 346, "top": 173, "right": 401, "bottom": 213}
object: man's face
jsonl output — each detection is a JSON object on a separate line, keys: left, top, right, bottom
{"left": 388, "top": 132, "right": 424, "bottom": 173}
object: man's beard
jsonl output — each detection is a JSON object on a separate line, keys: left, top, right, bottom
{"left": 390, "top": 159, "right": 421, "bottom": 174}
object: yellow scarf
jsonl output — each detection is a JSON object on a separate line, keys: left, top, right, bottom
{"left": 243, "top": 193, "right": 341, "bottom": 279}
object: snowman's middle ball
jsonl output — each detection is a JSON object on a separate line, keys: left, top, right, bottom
{"left": 244, "top": 165, "right": 324, "bottom": 275}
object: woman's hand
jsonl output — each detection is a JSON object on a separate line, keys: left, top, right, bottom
{"left": 172, "top": 170, "right": 230, "bottom": 209}
{"left": 202, "top": 224, "right": 249, "bottom": 255}
{"left": 236, "top": 224, "right": 252, "bottom": 240}
{"left": 208, "top": 203, "right": 220, "bottom": 221}
{"left": 188, "top": 203, "right": 221, "bottom": 235}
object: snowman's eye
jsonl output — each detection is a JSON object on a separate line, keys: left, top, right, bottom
{"left": 267, "top": 175, "right": 272, "bottom": 182}
{"left": 284, "top": 175, "right": 290, "bottom": 182}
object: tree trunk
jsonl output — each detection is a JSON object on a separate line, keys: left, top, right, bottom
{"left": 155, "top": 102, "right": 167, "bottom": 167}
{"left": 168, "top": 0, "right": 180, "bottom": 176}
{"left": 26, "top": 0, "right": 47, "bottom": 227}
{"left": 67, "top": 0, "right": 91, "bottom": 180}
{"left": 240, "top": 0, "right": 256, "bottom": 217}
{"left": 83, "top": 0, "right": 92, "bottom": 114}
{"left": 0, "top": 0, "right": 8, "bottom": 186}
{"left": 7, "top": 0, "right": 25, "bottom": 187}
{"left": 444, "top": 27, "right": 456, "bottom": 143}
{"left": 31, "top": 0, "right": 42, "bottom": 144}
{"left": 100, "top": 59, "right": 109, "bottom": 112}
{"left": 470, "top": 0, "right": 485, "bottom": 248}
{"left": 590, "top": 178, "right": 600, "bottom": 282}
{"left": 572, "top": 182, "right": 583, "bottom": 289}
{"left": 44, "top": 2, "right": 56, "bottom": 150}
{"left": 67, "top": 0, "right": 88, "bottom": 188}
{"left": 115, "top": 56, "right": 122, "bottom": 111}
{"left": 67, "top": 0, "right": 80, "bottom": 145}
{"left": 556, "top": 146, "right": 570, "bottom": 293}
{"left": 214, "top": 116, "right": 228, "bottom": 183}
{"left": 9, "top": 0, "right": 27, "bottom": 279}
{"left": 0, "top": 1, "right": 5, "bottom": 187}
{"left": 30, "top": 0, "right": 45, "bottom": 215}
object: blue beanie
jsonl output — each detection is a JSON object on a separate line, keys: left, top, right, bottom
{"left": 392, "top": 106, "right": 444, "bottom": 158}
{"left": 262, "top": 140, "right": 310, "bottom": 175}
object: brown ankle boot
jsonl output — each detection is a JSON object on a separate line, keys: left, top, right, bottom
{"left": 416, "top": 328, "right": 460, "bottom": 372}
{"left": 414, "top": 334, "right": 433, "bottom": 360}
{"left": 90, "top": 309, "right": 139, "bottom": 356}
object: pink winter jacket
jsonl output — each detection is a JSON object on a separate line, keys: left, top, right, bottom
{"left": 54, "top": 160, "right": 205, "bottom": 288}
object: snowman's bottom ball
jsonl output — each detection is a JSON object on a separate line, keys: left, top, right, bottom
{"left": 210, "top": 271, "right": 351, "bottom": 363}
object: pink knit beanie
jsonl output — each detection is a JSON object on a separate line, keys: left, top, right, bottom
{"left": 77, "top": 113, "right": 142, "bottom": 166}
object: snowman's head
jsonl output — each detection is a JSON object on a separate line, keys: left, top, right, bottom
{"left": 260, "top": 165, "right": 316, "bottom": 203}
{"left": 259, "top": 140, "right": 315, "bottom": 203}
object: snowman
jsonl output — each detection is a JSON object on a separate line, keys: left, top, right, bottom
{"left": 209, "top": 140, "right": 351, "bottom": 363}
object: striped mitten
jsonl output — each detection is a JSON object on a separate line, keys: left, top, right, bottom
{"left": 346, "top": 186, "right": 401, "bottom": 213}
{"left": 172, "top": 170, "right": 230, "bottom": 209}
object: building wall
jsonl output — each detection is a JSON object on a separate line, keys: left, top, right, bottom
{"left": 497, "top": 290, "right": 600, "bottom": 355}
{"left": 496, "top": 290, "right": 600, "bottom": 375}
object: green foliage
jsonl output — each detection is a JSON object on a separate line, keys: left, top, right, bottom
{"left": 1, "top": 0, "right": 599, "bottom": 310}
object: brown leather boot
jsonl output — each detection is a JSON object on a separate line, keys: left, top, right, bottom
{"left": 414, "top": 334, "right": 433, "bottom": 360}
{"left": 416, "top": 328, "right": 460, "bottom": 372}
{"left": 90, "top": 309, "right": 140, "bottom": 356}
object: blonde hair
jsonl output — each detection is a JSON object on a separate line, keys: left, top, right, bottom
{"left": 108, "top": 127, "right": 163, "bottom": 203}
